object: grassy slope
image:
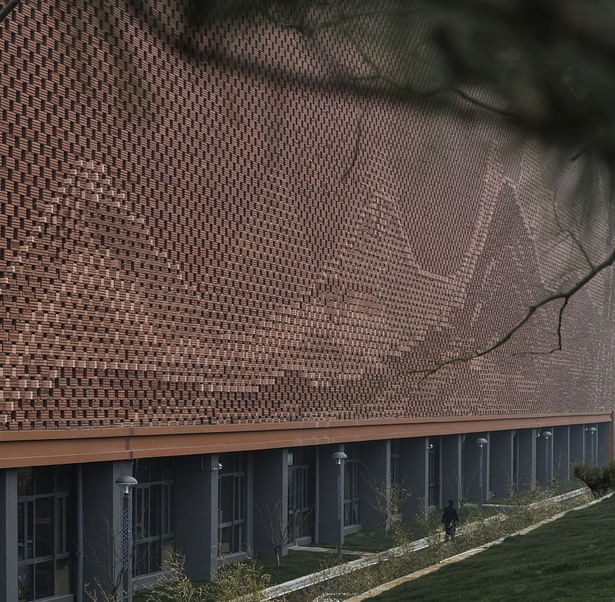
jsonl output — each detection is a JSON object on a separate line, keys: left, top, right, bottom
{"left": 374, "top": 495, "right": 615, "bottom": 601}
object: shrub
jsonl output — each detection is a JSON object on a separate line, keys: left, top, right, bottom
{"left": 572, "top": 462, "right": 615, "bottom": 497}
{"left": 206, "top": 558, "right": 270, "bottom": 602}
{"left": 144, "top": 552, "right": 206, "bottom": 602}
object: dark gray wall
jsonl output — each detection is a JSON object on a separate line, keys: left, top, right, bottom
{"left": 536, "top": 430, "right": 553, "bottom": 486}
{"left": 462, "top": 433, "right": 490, "bottom": 503}
{"left": 553, "top": 426, "right": 570, "bottom": 480}
{"left": 175, "top": 454, "right": 218, "bottom": 581}
{"left": 441, "top": 435, "right": 462, "bottom": 508}
{"left": 83, "top": 460, "right": 130, "bottom": 597}
{"left": 359, "top": 440, "right": 389, "bottom": 531}
{"left": 400, "top": 437, "right": 427, "bottom": 518}
{"left": 0, "top": 469, "right": 17, "bottom": 602}
{"left": 517, "top": 429, "right": 536, "bottom": 491}
{"left": 490, "top": 431, "right": 513, "bottom": 499}
{"left": 317, "top": 444, "right": 343, "bottom": 545}
{"left": 598, "top": 423, "right": 609, "bottom": 465}
{"left": 570, "top": 424, "right": 584, "bottom": 466}
{"left": 252, "top": 448, "right": 288, "bottom": 558}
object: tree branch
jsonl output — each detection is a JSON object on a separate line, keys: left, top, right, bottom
{"left": 552, "top": 198, "right": 595, "bottom": 269}
{"left": 335, "top": 23, "right": 517, "bottom": 120}
{"left": 413, "top": 244, "right": 615, "bottom": 381}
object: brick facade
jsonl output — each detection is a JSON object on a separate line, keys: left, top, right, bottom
{"left": 2, "top": 0, "right": 614, "bottom": 432}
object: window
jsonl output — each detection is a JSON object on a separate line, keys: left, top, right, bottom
{"left": 288, "top": 447, "right": 315, "bottom": 542}
{"left": 344, "top": 444, "right": 360, "bottom": 527}
{"left": 218, "top": 453, "right": 247, "bottom": 556}
{"left": 17, "top": 466, "right": 73, "bottom": 601}
{"left": 133, "top": 459, "right": 175, "bottom": 577}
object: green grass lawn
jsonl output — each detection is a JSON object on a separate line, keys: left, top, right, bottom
{"left": 373, "top": 495, "right": 615, "bottom": 601}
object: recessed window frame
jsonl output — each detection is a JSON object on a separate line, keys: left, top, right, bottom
{"left": 132, "top": 459, "right": 176, "bottom": 578}
{"left": 17, "top": 466, "right": 73, "bottom": 601}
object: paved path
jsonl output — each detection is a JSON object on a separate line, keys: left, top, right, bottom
{"left": 290, "top": 544, "right": 376, "bottom": 558}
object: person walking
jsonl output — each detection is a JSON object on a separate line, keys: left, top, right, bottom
{"left": 442, "top": 499, "right": 459, "bottom": 541}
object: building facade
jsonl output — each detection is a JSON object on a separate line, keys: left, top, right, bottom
{"left": 1, "top": 1, "right": 615, "bottom": 600}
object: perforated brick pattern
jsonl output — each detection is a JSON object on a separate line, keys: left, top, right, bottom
{"left": 1, "top": 1, "right": 614, "bottom": 430}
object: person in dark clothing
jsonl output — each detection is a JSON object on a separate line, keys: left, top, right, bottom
{"left": 442, "top": 499, "right": 459, "bottom": 541}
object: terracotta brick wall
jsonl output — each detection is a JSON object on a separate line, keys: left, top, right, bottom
{"left": 1, "top": 1, "right": 614, "bottom": 430}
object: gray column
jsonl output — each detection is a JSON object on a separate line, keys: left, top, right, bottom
{"left": 313, "top": 450, "right": 320, "bottom": 543}
{"left": 589, "top": 425, "right": 599, "bottom": 466}
{"left": 553, "top": 426, "right": 570, "bottom": 481}
{"left": 175, "top": 454, "right": 219, "bottom": 581}
{"left": 598, "top": 423, "right": 608, "bottom": 465}
{"left": 317, "top": 444, "right": 343, "bottom": 545}
{"left": 570, "top": 424, "right": 584, "bottom": 466}
{"left": 83, "top": 460, "right": 132, "bottom": 598}
{"left": 359, "top": 440, "right": 389, "bottom": 531}
{"left": 253, "top": 448, "right": 288, "bottom": 559}
{"left": 441, "top": 435, "right": 463, "bottom": 508}
{"left": 428, "top": 436, "right": 443, "bottom": 508}
{"left": 0, "top": 469, "right": 17, "bottom": 602}
{"left": 517, "top": 429, "right": 536, "bottom": 491}
{"left": 536, "top": 430, "right": 554, "bottom": 486}
{"left": 582, "top": 425, "right": 599, "bottom": 465}
{"left": 400, "top": 437, "right": 427, "bottom": 518}
{"left": 462, "top": 433, "right": 490, "bottom": 503}
{"left": 490, "top": 431, "right": 514, "bottom": 499}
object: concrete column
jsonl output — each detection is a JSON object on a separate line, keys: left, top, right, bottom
{"left": 359, "top": 440, "right": 389, "bottom": 531}
{"left": 400, "top": 437, "right": 427, "bottom": 518}
{"left": 0, "top": 469, "right": 17, "bottom": 602}
{"left": 83, "top": 460, "right": 132, "bottom": 597}
{"left": 517, "top": 429, "right": 536, "bottom": 491}
{"left": 175, "top": 455, "right": 218, "bottom": 581}
{"left": 317, "top": 444, "right": 343, "bottom": 545}
{"left": 252, "top": 448, "right": 288, "bottom": 559}
{"left": 553, "top": 426, "right": 570, "bottom": 480}
{"left": 570, "top": 424, "right": 584, "bottom": 466}
{"left": 441, "top": 435, "right": 463, "bottom": 508}
{"left": 490, "top": 431, "right": 514, "bottom": 499}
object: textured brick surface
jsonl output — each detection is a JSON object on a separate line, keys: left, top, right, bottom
{"left": 1, "top": 1, "right": 614, "bottom": 430}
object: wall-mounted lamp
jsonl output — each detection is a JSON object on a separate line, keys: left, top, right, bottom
{"left": 115, "top": 475, "right": 137, "bottom": 496}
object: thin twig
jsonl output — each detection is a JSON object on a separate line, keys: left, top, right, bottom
{"left": 412, "top": 244, "right": 615, "bottom": 381}
{"left": 552, "top": 199, "right": 594, "bottom": 269}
